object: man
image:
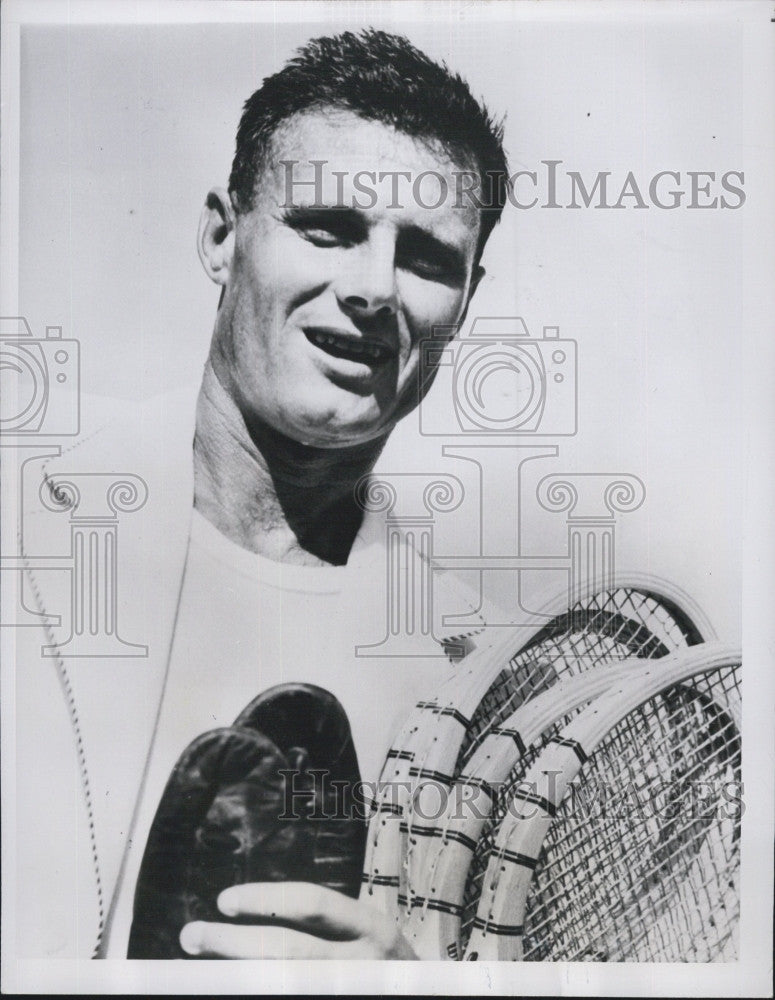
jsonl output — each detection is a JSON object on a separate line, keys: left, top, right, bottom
{"left": 14, "top": 28, "right": 507, "bottom": 960}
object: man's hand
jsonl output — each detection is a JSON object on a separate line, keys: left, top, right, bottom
{"left": 178, "top": 883, "right": 418, "bottom": 959}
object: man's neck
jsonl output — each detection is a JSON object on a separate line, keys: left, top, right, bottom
{"left": 193, "top": 362, "right": 385, "bottom": 567}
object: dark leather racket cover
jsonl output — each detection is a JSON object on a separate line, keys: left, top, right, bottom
{"left": 127, "top": 684, "right": 365, "bottom": 959}
{"left": 235, "top": 683, "right": 367, "bottom": 898}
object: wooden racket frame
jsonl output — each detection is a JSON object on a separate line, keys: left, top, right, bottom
{"left": 401, "top": 657, "right": 664, "bottom": 957}
{"left": 464, "top": 642, "right": 741, "bottom": 960}
{"left": 360, "top": 572, "right": 716, "bottom": 924}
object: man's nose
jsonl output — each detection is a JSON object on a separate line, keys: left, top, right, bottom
{"left": 334, "top": 236, "right": 398, "bottom": 322}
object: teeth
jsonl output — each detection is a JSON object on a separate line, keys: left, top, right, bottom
{"left": 310, "top": 330, "right": 388, "bottom": 362}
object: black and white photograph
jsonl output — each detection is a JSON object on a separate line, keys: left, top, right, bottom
{"left": 1, "top": 0, "right": 773, "bottom": 995}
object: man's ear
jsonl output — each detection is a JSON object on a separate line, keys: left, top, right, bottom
{"left": 458, "top": 263, "right": 486, "bottom": 327}
{"left": 470, "top": 263, "right": 485, "bottom": 301}
{"left": 197, "top": 187, "right": 236, "bottom": 285}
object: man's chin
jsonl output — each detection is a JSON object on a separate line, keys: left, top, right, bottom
{"left": 295, "top": 423, "right": 394, "bottom": 451}
{"left": 281, "top": 409, "right": 400, "bottom": 451}
{"left": 265, "top": 389, "right": 399, "bottom": 448}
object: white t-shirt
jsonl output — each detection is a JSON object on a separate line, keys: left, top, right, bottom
{"left": 104, "top": 508, "right": 479, "bottom": 956}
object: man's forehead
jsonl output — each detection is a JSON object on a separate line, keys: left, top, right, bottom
{"left": 256, "top": 107, "right": 483, "bottom": 242}
{"left": 268, "top": 108, "right": 461, "bottom": 165}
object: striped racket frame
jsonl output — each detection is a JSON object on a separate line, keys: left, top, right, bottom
{"left": 361, "top": 574, "right": 716, "bottom": 941}
{"left": 465, "top": 643, "right": 741, "bottom": 961}
{"left": 400, "top": 657, "right": 665, "bottom": 958}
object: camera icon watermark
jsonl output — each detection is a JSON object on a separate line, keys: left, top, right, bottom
{"left": 0, "top": 317, "right": 80, "bottom": 436}
{"left": 419, "top": 317, "right": 577, "bottom": 437}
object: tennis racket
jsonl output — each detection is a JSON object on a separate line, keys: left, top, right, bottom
{"left": 361, "top": 575, "right": 713, "bottom": 935}
{"left": 465, "top": 643, "right": 741, "bottom": 961}
{"left": 399, "top": 656, "right": 664, "bottom": 957}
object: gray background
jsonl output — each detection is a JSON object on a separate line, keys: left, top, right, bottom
{"left": 18, "top": 15, "right": 744, "bottom": 641}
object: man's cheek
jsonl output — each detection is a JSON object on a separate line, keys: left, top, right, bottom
{"left": 280, "top": 237, "right": 339, "bottom": 287}
{"left": 413, "top": 286, "right": 469, "bottom": 334}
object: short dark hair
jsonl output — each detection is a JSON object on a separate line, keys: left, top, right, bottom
{"left": 228, "top": 28, "right": 509, "bottom": 263}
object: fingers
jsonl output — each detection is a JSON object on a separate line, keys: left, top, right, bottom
{"left": 180, "top": 921, "right": 359, "bottom": 959}
{"left": 217, "top": 882, "right": 383, "bottom": 942}
{"left": 178, "top": 882, "right": 419, "bottom": 959}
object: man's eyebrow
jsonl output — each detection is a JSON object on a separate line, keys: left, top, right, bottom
{"left": 280, "top": 205, "right": 366, "bottom": 233}
{"left": 401, "top": 224, "right": 468, "bottom": 271}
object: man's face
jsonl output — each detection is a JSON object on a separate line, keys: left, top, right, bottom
{"left": 210, "top": 109, "right": 483, "bottom": 447}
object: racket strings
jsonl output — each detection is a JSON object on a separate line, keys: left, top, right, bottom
{"left": 524, "top": 718, "right": 738, "bottom": 958}
{"left": 455, "top": 588, "right": 696, "bottom": 777}
{"left": 526, "top": 803, "right": 740, "bottom": 962}
{"left": 399, "top": 587, "right": 675, "bottom": 908}
{"left": 455, "top": 588, "right": 699, "bottom": 945}
{"left": 520, "top": 663, "right": 741, "bottom": 961}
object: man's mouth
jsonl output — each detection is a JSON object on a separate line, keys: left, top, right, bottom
{"left": 304, "top": 328, "right": 395, "bottom": 365}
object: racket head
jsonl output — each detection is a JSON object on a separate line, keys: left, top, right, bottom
{"left": 400, "top": 657, "right": 657, "bottom": 958}
{"left": 401, "top": 580, "right": 712, "bottom": 958}
{"left": 363, "top": 575, "right": 714, "bottom": 949}
{"left": 452, "top": 581, "right": 712, "bottom": 952}
{"left": 466, "top": 644, "right": 742, "bottom": 961}
{"left": 456, "top": 578, "right": 710, "bottom": 773}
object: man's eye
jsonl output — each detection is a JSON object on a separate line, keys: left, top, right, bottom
{"left": 410, "top": 257, "right": 445, "bottom": 276}
{"left": 280, "top": 210, "right": 359, "bottom": 247}
{"left": 401, "top": 254, "right": 460, "bottom": 283}
{"left": 299, "top": 226, "right": 352, "bottom": 248}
